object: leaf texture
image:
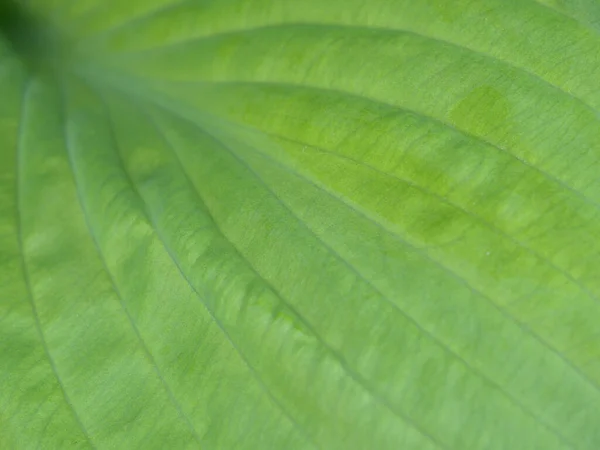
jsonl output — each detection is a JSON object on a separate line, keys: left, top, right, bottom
{"left": 1, "top": 1, "right": 600, "bottom": 448}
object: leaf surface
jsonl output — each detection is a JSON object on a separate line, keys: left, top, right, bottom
{"left": 1, "top": 0, "right": 600, "bottom": 448}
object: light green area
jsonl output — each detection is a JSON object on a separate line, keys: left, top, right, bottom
{"left": 1, "top": 0, "right": 600, "bottom": 448}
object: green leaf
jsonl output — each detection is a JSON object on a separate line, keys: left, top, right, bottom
{"left": 2, "top": 0, "right": 600, "bottom": 448}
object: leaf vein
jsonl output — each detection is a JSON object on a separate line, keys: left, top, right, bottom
{"left": 148, "top": 106, "right": 448, "bottom": 450}
{"left": 83, "top": 84, "right": 321, "bottom": 450}
{"left": 189, "top": 116, "right": 578, "bottom": 449}
{"left": 60, "top": 82, "right": 206, "bottom": 448}
{"left": 96, "top": 21, "right": 600, "bottom": 119}
{"left": 15, "top": 77, "right": 96, "bottom": 450}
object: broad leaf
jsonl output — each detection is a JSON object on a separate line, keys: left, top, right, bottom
{"left": 1, "top": 0, "right": 600, "bottom": 448}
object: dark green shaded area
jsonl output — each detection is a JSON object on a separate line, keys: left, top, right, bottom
{"left": 0, "top": 0, "right": 64, "bottom": 71}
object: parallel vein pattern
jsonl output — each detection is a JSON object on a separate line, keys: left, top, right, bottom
{"left": 2, "top": 1, "right": 600, "bottom": 449}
